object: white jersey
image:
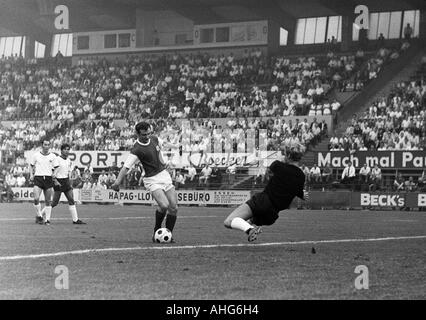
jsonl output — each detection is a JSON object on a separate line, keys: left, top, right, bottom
{"left": 53, "top": 156, "right": 73, "bottom": 179}
{"left": 30, "top": 151, "right": 56, "bottom": 176}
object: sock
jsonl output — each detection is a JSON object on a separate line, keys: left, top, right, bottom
{"left": 154, "top": 210, "right": 167, "bottom": 232}
{"left": 69, "top": 205, "right": 78, "bottom": 222}
{"left": 34, "top": 203, "right": 42, "bottom": 217}
{"left": 165, "top": 214, "right": 177, "bottom": 232}
{"left": 230, "top": 217, "right": 253, "bottom": 233}
{"left": 44, "top": 206, "right": 52, "bottom": 222}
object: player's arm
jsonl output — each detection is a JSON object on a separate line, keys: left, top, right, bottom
{"left": 111, "top": 154, "right": 138, "bottom": 191}
{"left": 52, "top": 166, "right": 62, "bottom": 186}
{"left": 29, "top": 164, "right": 35, "bottom": 181}
{"left": 52, "top": 158, "right": 61, "bottom": 186}
{"left": 28, "top": 156, "right": 36, "bottom": 181}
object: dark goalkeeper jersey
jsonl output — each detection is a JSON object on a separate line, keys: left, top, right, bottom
{"left": 263, "top": 161, "right": 306, "bottom": 210}
{"left": 130, "top": 136, "right": 165, "bottom": 178}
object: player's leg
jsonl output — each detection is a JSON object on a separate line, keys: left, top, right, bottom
{"left": 224, "top": 202, "right": 262, "bottom": 242}
{"left": 151, "top": 188, "right": 170, "bottom": 239}
{"left": 33, "top": 185, "right": 44, "bottom": 224}
{"left": 164, "top": 186, "right": 178, "bottom": 233}
{"left": 43, "top": 187, "right": 54, "bottom": 225}
{"left": 224, "top": 203, "right": 253, "bottom": 231}
{"left": 51, "top": 190, "right": 61, "bottom": 208}
{"left": 63, "top": 189, "right": 85, "bottom": 224}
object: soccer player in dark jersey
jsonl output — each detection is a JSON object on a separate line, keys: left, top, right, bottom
{"left": 111, "top": 122, "right": 178, "bottom": 242}
{"left": 224, "top": 143, "right": 309, "bottom": 242}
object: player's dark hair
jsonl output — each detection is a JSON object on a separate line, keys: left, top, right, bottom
{"left": 135, "top": 121, "right": 151, "bottom": 134}
{"left": 61, "top": 143, "right": 71, "bottom": 150}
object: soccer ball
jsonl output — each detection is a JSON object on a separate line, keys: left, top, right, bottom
{"left": 154, "top": 228, "right": 172, "bottom": 243}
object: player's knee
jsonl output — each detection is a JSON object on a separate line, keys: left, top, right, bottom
{"left": 45, "top": 200, "right": 52, "bottom": 206}
{"left": 158, "top": 203, "right": 168, "bottom": 213}
{"left": 68, "top": 199, "right": 75, "bottom": 206}
{"left": 51, "top": 202, "right": 58, "bottom": 208}
{"left": 34, "top": 200, "right": 39, "bottom": 205}
{"left": 224, "top": 217, "right": 232, "bottom": 228}
{"left": 168, "top": 205, "right": 178, "bottom": 216}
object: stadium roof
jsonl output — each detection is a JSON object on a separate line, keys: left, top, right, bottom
{"left": 0, "top": 0, "right": 424, "bottom": 44}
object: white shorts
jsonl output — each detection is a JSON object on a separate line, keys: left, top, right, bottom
{"left": 143, "top": 170, "right": 174, "bottom": 193}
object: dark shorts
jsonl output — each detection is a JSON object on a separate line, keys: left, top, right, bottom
{"left": 246, "top": 192, "right": 279, "bottom": 226}
{"left": 53, "top": 178, "right": 73, "bottom": 193}
{"left": 34, "top": 176, "right": 54, "bottom": 190}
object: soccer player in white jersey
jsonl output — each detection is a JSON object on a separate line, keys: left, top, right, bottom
{"left": 51, "top": 144, "right": 86, "bottom": 225}
{"left": 29, "top": 140, "right": 56, "bottom": 225}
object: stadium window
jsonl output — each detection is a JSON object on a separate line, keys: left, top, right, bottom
{"left": 352, "top": 23, "right": 359, "bottom": 41}
{"left": 52, "top": 33, "right": 73, "bottom": 56}
{"left": 296, "top": 16, "right": 340, "bottom": 45}
{"left": 414, "top": 10, "right": 420, "bottom": 37}
{"left": 3, "top": 37, "right": 14, "bottom": 56}
{"left": 66, "top": 34, "right": 73, "bottom": 56}
{"left": 215, "top": 27, "right": 230, "bottom": 42}
{"left": 104, "top": 34, "right": 117, "bottom": 48}
{"left": 0, "top": 36, "right": 24, "bottom": 58}
{"left": 295, "top": 19, "right": 306, "bottom": 44}
{"left": 388, "top": 11, "right": 402, "bottom": 39}
{"left": 402, "top": 10, "right": 420, "bottom": 38}
{"left": 377, "top": 12, "right": 390, "bottom": 39}
{"left": 52, "top": 34, "right": 60, "bottom": 56}
{"left": 12, "top": 36, "right": 23, "bottom": 57}
{"left": 118, "top": 33, "right": 130, "bottom": 48}
{"left": 35, "top": 41, "right": 45, "bottom": 58}
{"left": 0, "top": 38, "right": 5, "bottom": 56}
{"left": 354, "top": 10, "right": 419, "bottom": 41}
{"left": 303, "top": 18, "right": 316, "bottom": 44}
{"left": 336, "top": 17, "right": 342, "bottom": 41}
{"left": 279, "top": 27, "right": 288, "bottom": 46}
{"left": 327, "top": 16, "right": 341, "bottom": 42}
{"left": 77, "top": 35, "right": 89, "bottom": 50}
{"left": 200, "top": 28, "right": 214, "bottom": 43}
{"left": 314, "top": 17, "right": 327, "bottom": 44}
{"left": 20, "top": 37, "right": 25, "bottom": 57}
{"left": 367, "top": 13, "right": 379, "bottom": 40}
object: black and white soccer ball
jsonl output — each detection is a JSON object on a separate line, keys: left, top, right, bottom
{"left": 154, "top": 228, "right": 172, "bottom": 243}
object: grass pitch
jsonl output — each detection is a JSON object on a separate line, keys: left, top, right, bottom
{"left": 0, "top": 203, "right": 425, "bottom": 299}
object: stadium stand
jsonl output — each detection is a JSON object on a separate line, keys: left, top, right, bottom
{"left": 1, "top": 45, "right": 423, "bottom": 192}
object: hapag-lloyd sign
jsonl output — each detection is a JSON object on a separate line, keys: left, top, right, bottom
{"left": 316, "top": 151, "right": 426, "bottom": 169}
